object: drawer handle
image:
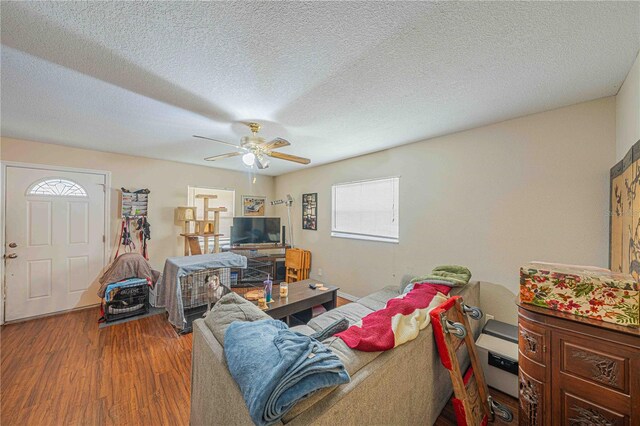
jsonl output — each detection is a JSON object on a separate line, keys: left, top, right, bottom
{"left": 519, "top": 376, "right": 541, "bottom": 425}
{"left": 520, "top": 328, "right": 539, "bottom": 354}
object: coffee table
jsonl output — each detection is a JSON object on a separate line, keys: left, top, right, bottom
{"left": 261, "top": 279, "right": 339, "bottom": 323}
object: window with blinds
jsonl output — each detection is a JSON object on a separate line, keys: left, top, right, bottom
{"left": 187, "top": 186, "right": 235, "bottom": 247}
{"left": 331, "top": 176, "right": 399, "bottom": 243}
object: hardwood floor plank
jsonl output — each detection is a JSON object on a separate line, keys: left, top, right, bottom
{"left": 336, "top": 296, "right": 351, "bottom": 307}
{"left": 1, "top": 308, "right": 191, "bottom": 426}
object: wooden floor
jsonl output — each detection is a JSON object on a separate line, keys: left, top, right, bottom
{"left": 336, "top": 296, "right": 350, "bottom": 307}
{"left": 433, "top": 387, "right": 518, "bottom": 426}
{"left": 1, "top": 307, "right": 192, "bottom": 426}
{"left": 1, "top": 299, "right": 517, "bottom": 426}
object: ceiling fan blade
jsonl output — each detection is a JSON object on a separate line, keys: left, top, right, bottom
{"left": 260, "top": 137, "right": 291, "bottom": 150}
{"left": 204, "top": 152, "right": 242, "bottom": 161}
{"left": 193, "top": 135, "right": 243, "bottom": 149}
{"left": 267, "top": 151, "right": 311, "bottom": 165}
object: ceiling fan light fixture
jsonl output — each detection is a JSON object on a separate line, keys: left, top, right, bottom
{"left": 242, "top": 152, "right": 256, "bottom": 166}
{"left": 196, "top": 121, "right": 310, "bottom": 168}
{"left": 256, "top": 154, "right": 270, "bottom": 169}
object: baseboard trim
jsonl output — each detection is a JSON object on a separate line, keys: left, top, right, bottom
{"left": 3, "top": 303, "right": 101, "bottom": 325}
{"left": 337, "top": 291, "right": 358, "bottom": 302}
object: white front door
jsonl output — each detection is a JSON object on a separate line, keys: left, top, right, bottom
{"left": 4, "top": 166, "right": 106, "bottom": 321}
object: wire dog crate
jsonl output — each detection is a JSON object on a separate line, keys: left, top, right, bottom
{"left": 226, "top": 249, "right": 275, "bottom": 287}
{"left": 238, "top": 258, "right": 273, "bottom": 285}
{"left": 104, "top": 283, "right": 149, "bottom": 322}
{"left": 179, "top": 267, "right": 231, "bottom": 333}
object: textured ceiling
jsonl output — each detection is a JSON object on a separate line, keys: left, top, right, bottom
{"left": 1, "top": 2, "right": 639, "bottom": 176}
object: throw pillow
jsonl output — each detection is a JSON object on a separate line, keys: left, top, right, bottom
{"left": 204, "top": 292, "right": 270, "bottom": 345}
{"left": 309, "top": 317, "right": 349, "bottom": 342}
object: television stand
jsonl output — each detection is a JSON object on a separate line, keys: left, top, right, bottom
{"left": 223, "top": 245, "right": 290, "bottom": 287}
{"left": 228, "top": 244, "right": 290, "bottom": 250}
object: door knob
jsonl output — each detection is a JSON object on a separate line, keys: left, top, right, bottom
{"left": 8, "top": 242, "right": 17, "bottom": 248}
{"left": 4, "top": 253, "right": 17, "bottom": 259}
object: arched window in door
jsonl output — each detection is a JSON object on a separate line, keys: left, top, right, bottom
{"left": 27, "top": 178, "right": 88, "bottom": 197}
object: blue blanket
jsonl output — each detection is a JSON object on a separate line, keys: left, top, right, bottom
{"left": 104, "top": 277, "right": 148, "bottom": 302}
{"left": 225, "top": 319, "right": 350, "bottom": 425}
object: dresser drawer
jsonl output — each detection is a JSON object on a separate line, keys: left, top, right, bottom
{"left": 519, "top": 367, "right": 548, "bottom": 426}
{"left": 518, "top": 304, "right": 640, "bottom": 425}
{"left": 561, "top": 391, "right": 629, "bottom": 426}
{"left": 553, "top": 331, "right": 634, "bottom": 420}
{"left": 519, "top": 318, "right": 548, "bottom": 366}
{"left": 559, "top": 337, "right": 628, "bottom": 394}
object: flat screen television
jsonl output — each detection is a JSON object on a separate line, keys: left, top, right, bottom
{"left": 231, "top": 217, "right": 281, "bottom": 246}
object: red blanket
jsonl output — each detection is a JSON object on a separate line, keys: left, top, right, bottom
{"left": 336, "top": 283, "right": 451, "bottom": 351}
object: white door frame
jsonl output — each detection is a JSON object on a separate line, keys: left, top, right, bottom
{"left": 1, "top": 161, "right": 111, "bottom": 324}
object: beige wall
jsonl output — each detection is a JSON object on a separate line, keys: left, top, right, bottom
{"left": 274, "top": 97, "right": 616, "bottom": 324}
{"left": 1, "top": 137, "right": 275, "bottom": 271}
{"left": 616, "top": 50, "right": 640, "bottom": 160}
{"left": 0, "top": 138, "right": 3, "bottom": 323}
{"left": 1, "top": 96, "right": 619, "bottom": 324}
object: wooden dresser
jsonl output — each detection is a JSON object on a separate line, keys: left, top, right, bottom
{"left": 518, "top": 303, "right": 640, "bottom": 425}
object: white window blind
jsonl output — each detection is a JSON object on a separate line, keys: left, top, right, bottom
{"left": 187, "top": 186, "right": 235, "bottom": 247}
{"left": 331, "top": 177, "right": 399, "bottom": 243}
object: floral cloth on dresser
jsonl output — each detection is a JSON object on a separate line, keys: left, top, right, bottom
{"left": 520, "top": 262, "right": 639, "bottom": 327}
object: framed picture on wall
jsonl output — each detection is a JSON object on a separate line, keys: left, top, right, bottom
{"left": 302, "top": 193, "right": 317, "bottom": 230}
{"left": 242, "top": 195, "right": 266, "bottom": 216}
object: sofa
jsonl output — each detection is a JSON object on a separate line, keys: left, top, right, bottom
{"left": 190, "top": 281, "right": 481, "bottom": 425}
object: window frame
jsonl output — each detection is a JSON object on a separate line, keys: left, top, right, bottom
{"left": 27, "top": 177, "right": 88, "bottom": 197}
{"left": 331, "top": 176, "right": 400, "bottom": 244}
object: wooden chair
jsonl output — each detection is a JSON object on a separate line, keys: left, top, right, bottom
{"left": 285, "top": 248, "right": 311, "bottom": 282}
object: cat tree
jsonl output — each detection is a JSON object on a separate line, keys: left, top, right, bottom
{"left": 175, "top": 195, "right": 227, "bottom": 255}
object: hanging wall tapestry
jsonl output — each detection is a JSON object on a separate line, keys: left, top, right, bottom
{"left": 610, "top": 139, "right": 640, "bottom": 279}
{"left": 302, "top": 193, "right": 317, "bottom": 230}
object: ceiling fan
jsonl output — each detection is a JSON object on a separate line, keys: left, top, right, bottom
{"left": 194, "top": 122, "right": 311, "bottom": 169}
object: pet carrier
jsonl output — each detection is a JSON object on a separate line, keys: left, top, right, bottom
{"left": 103, "top": 277, "right": 149, "bottom": 322}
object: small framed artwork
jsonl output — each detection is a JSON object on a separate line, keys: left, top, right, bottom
{"left": 242, "top": 195, "right": 266, "bottom": 216}
{"left": 302, "top": 193, "right": 317, "bottom": 230}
